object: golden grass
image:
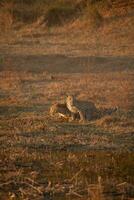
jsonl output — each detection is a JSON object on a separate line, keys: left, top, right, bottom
{"left": 0, "top": 3, "right": 134, "bottom": 198}
{"left": 0, "top": 149, "right": 133, "bottom": 199}
{"left": 0, "top": 68, "right": 133, "bottom": 199}
{"left": 0, "top": 68, "right": 133, "bottom": 134}
{"left": 0, "top": 1, "right": 14, "bottom": 33}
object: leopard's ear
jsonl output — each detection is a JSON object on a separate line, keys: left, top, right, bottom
{"left": 66, "top": 94, "right": 69, "bottom": 99}
{"left": 66, "top": 93, "right": 72, "bottom": 98}
{"left": 65, "top": 94, "right": 70, "bottom": 102}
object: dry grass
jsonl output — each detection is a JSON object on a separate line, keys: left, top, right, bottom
{"left": 0, "top": 0, "right": 115, "bottom": 33}
{"left": 0, "top": 0, "right": 133, "bottom": 35}
{"left": 0, "top": 67, "right": 133, "bottom": 138}
{"left": 0, "top": 149, "right": 133, "bottom": 199}
{"left": 0, "top": 2, "right": 134, "bottom": 199}
{"left": 0, "top": 1, "right": 14, "bottom": 33}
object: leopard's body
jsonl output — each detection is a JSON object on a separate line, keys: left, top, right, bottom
{"left": 66, "top": 95, "right": 97, "bottom": 122}
{"left": 49, "top": 102, "right": 71, "bottom": 119}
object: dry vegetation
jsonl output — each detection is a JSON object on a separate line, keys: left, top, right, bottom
{"left": 0, "top": 0, "right": 134, "bottom": 199}
{"left": 0, "top": 0, "right": 133, "bottom": 32}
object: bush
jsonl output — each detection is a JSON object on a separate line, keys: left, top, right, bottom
{"left": 45, "top": 3, "right": 77, "bottom": 27}
{"left": 12, "top": 7, "right": 38, "bottom": 23}
{"left": 0, "top": 0, "right": 104, "bottom": 30}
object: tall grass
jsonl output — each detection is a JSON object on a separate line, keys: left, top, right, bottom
{"left": 82, "top": 4, "right": 103, "bottom": 29}
{"left": 0, "top": 1, "right": 14, "bottom": 32}
{"left": 0, "top": 0, "right": 105, "bottom": 31}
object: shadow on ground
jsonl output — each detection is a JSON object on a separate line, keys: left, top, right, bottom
{"left": 0, "top": 104, "right": 47, "bottom": 117}
{"left": 1, "top": 54, "right": 134, "bottom": 73}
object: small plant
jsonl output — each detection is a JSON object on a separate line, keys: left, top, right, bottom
{"left": 0, "top": 56, "right": 4, "bottom": 65}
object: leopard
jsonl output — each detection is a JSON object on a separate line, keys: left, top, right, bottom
{"left": 66, "top": 95, "right": 97, "bottom": 122}
{"left": 49, "top": 102, "right": 71, "bottom": 120}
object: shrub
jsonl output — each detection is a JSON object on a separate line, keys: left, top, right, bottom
{"left": 0, "top": 0, "right": 104, "bottom": 30}
{"left": 45, "top": 3, "right": 77, "bottom": 27}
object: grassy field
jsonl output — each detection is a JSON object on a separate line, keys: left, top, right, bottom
{"left": 0, "top": 0, "right": 134, "bottom": 199}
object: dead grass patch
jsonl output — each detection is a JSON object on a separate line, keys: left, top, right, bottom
{"left": 95, "top": 115, "right": 120, "bottom": 127}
